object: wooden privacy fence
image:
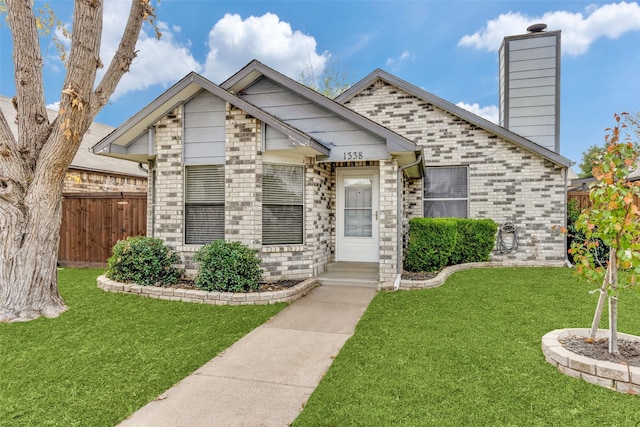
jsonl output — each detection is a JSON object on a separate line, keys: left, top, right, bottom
{"left": 58, "top": 192, "right": 147, "bottom": 267}
{"left": 568, "top": 191, "right": 640, "bottom": 211}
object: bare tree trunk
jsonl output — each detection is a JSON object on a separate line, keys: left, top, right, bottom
{"left": 0, "top": 183, "right": 66, "bottom": 322}
{"left": 0, "top": 0, "right": 151, "bottom": 322}
{"left": 609, "top": 295, "right": 619, "bottom": 353}
{"left": 589, "top": 287, "right": 607, "bottom": 340}
{"left": 608, "top": 249, "right": 619, "bottom": 353}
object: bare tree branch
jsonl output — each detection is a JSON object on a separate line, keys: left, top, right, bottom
{"left": 91, "top": 0, "right": 150, "bottom": 116}
{"left": 42, "top": 0, "right": 104, "bottom": 170}
{"left": 5, "top": 0, "right": 50, "bottom": 160}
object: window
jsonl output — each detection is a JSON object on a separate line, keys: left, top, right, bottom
{"left": 184, "top": 165, "right": 224, "bottom": 244}
{"left": 423, "top": 166, "right": 468, "bottom": 218}
{"left": 262, "top": 164, "right": 304, "bottom": 245}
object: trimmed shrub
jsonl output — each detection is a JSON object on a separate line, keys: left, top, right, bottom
{"left": 405, "top": 218, "right": 457, "bottom": 272}
{"left": 107, "top": 236, "right": 183, "bottom": 286}
{"left": 194, "top": 241, "right": 263, "bottom": 292}
{"left": 449, "top": 219, "right": 497, "bottom": 264}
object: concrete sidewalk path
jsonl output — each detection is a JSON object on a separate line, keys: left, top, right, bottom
{"left": 118, "top": 285, "right": 377, "bottom": 427}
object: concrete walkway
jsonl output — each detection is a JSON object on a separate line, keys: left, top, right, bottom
{"left": 118, "top": 285, "right": 377, "bottom": 427}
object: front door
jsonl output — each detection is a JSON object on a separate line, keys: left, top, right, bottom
{"left": 336, "top": 167, "right": 379, "bottom": 262}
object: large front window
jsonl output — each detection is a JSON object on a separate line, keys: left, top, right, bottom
{"left": 262, "top": 164, "right": 304, "bottom": 245}
{"left": 423, "top": 166, "right": 468, "bottom": 218}
{"left": 185, "top": 165, "right": 224, "bottom": 244}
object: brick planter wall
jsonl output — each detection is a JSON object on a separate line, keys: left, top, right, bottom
{"left": 97, "top": 275, "right": 318, "bottom": 306}
{"left": 542, "top": 328, "right": 640, "bottom": 394}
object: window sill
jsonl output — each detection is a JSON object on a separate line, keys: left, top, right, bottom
{"left": 261, "top": 245, "right": 306, "bottom": 253}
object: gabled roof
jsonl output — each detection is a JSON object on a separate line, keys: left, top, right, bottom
{"left": 335, "top": 69, "right": 573, "bottom": 168}
{"left": 220, "top": 60, "right": 417, "bottom": 154}
{"left": 92, "top": 72, "right": 330, "bottom": 159}
{"left": 0, "top": 95, "right": 146, "bottom": 177}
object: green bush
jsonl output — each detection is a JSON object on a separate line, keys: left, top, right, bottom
{"left": 449, "top": 219, "right": 497, "bottom": 264}
{"left": 107, "top": 236, "right": 183, "bottom": 286}
{"left": 194, "top": 241, "right": 263, "bottom": 292}
{"left": 404, "top": 218, "right": 457, "bottom": 272}
{"left": 404, "top": 218, "right": 498, "bottom": 272}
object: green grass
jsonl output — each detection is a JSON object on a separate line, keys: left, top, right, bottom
{"left": 293, "top": 267, "right": 640, "bottom": 427}
{"left": 0, "top": 269, "right": 284, "bottom": 427}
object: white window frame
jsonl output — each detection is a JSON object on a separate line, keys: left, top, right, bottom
{"left": 423, "top": 165, "right": 469, "bottom": 218}
{"left": 262, "top": 163, "right": 305, "bottom": 245}
{"left": 184, "top": 165, "right": 225, "bottom": 245}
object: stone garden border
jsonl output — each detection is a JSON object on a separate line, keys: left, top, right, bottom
{"left": 542, "top": 328, "right": 640, "bottom": 394}
{"left": 97, "top": 275, "right": 318, "bottom": 306}
{"left": 398, "top": 261, "right": 565, "bottom": 290}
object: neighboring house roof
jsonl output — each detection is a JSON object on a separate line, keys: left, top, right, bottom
{"left": 92, "top": 72, "right": 332, "bottom": 161}
{"left": 0, "top": 95, "right": 146, "bottom": 178}
{"left": 335, "top": 69, "right": 573, "bottom": 168}
{"left": 221, "top": 60, "right": 418, "bottom": 156}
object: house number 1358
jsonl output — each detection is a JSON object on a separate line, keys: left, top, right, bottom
{"left": 343, "top": 151, "right": 363, "bottom": 160}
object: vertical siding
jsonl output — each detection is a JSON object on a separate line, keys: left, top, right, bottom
{"left": 183, "top": 91, "right": 226, "bottom": 165}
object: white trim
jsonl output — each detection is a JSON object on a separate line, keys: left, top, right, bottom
{"left": 336, "top": 167, "right": 380, "bottom": 262}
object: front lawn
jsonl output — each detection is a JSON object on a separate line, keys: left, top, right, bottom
{"left": 0, "top": 269, "right": 284, "bottom": 427}
{"left": 293, "top": 267, "right": 640, "bottom": 426}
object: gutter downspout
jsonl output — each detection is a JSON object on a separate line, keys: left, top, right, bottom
{"left": 563, "top": 166, "right": 572, "bottom": 268}
{"left": 395, "top": 153, "right": 422, "bottom": 290}
{"left": 148, "top": 127, "right": 156, "bottom": 237}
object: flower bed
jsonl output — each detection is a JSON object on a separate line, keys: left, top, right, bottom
{"left": 97, "top": 275, "right": 317, "bottom": 306}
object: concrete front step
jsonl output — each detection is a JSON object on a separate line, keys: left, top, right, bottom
{"left": 317, "top": 278, "right": 379, "bottom": 288}
{"left": 325, "top": 262, "right": 378, "bottom": 273}
{"left": 316, "top": 262, "right": 379, "bottom": 288}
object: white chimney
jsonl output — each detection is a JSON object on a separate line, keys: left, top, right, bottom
{"left": 499, "top": 24, "right": 561, "bottom": 153}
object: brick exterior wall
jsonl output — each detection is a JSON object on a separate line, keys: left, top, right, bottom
{"left": 344, "top": 80, "right": 566, "bottom": 263}
{"left": 149, "top": 107, "right": 184, "bottom": 254}
{"left": 148, "top": 79, "right": 566, "bottom": 283}
{"left": 150, "top": 104, "right": 342, "bottom": 281}
{"left": 379, "top": 159, "right": 399, "bottom": 285}
{"left": 63, "top": 169, "right": 147, "bottom": 193}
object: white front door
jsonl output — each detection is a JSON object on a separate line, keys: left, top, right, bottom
{"left": 336, "top": 167, "right": 379, "bottom": 262}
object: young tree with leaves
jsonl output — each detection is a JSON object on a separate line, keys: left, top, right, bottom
{"left": 0, "top": 0, "right": 158, "bottom": 322}
{"left": 569, "top": 113, "right": 640, "bottom": 353}
{"left": 577, "top": 144, "right": 605, "bottom": 178}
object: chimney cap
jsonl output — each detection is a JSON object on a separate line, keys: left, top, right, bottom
{"left": 527, "top": 23, "right": 547, "bottom": 33}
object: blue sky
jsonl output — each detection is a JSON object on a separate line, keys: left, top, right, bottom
{"left": 1, "top": 1, "right": 640, "bottom": 167}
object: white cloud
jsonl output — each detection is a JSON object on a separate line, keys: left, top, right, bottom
{"left": 98, "top": 1, "right": 202, "bottom": 100}
{"left": 49, "top": 5, "right": 329, "bottom": 100}
{"left": 458, "top": 2, "right": 640, "bottom": 55}
{"left": 456, "top": 102, "right": 499, "bottom": 124}
{"left": 46, "top": 101, "right": 60, "bottom": 112}
{"left": 203, "top": 13, "right": 330, "bottom": 83}
{"left": 387, "top": 50, "right": 413, "bottom": 66}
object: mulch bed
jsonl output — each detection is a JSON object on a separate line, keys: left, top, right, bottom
{"left": 401, "top": 270, "right": 438, "bottom": 281}
{"left": 559, "top": 336, "right": 640, "bottom": 368}
{"left": 166, "top": 278, "right": 304, "bottom": 292}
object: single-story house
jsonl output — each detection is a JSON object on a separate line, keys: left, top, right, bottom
{"left": 93, "top": 28, "right": 572, "bottom": 287}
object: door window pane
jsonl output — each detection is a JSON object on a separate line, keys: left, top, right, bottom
{"left": 344, "top": 177, "right": 372, "bottom": 237}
